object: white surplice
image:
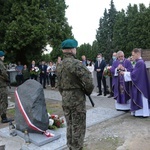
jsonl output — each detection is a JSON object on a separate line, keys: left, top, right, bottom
{"left": 124, "top": 72, "right": 150, "bottom": 117}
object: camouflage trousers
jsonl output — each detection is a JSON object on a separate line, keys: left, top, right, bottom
{"left": 0, "top": 87, "right": 8, "bottom": 116}
{"left": 62, "top": 102, "right": 86, "bottom": 150}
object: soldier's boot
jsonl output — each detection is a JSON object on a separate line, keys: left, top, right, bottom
{"left": 1, "top": 113, "right": 14, "bottom": 123}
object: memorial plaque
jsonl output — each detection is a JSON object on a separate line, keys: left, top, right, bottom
{"left": 141, "top": 49, "right": 150, "bottom": 61}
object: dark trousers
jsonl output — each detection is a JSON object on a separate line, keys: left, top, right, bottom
{"left": 40, "top": 74, "right": 46, "bottom": 88}
{"left": 50, "top": 74, "right": 56, "bottom": 87}
{"left": 109, "top": 77, "right": 114, "bottom": 96}
{"left": 97, "top": 73, "right": 107, "bottom": 94}
{"left": 0, "top": 87, "right": 8, "bottom": 116}
{"left": 46, "top": 74, "right": 50, "bottom": 85}
{"left": 16, "top": 75, "right": 23, "bottom": 86}
{"left": 30, "top": 74, "right": 37, "bottom": 80}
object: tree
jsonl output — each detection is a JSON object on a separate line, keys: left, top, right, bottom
{"left": 113, "top": 3, "right": 150, "bottom": 57}
{"left": 91, "top": 40, "right": 99, "bottom": 62}
{"left": 0, "top": 0, "right": 73, "bottom": 64}
{"left": 0, "top": 0, "right": 49, "bottom": 64}
{"left": 96, "top": 9, "right": 109, "bottom": 57}
{"left": 96, "top": 0, "right": 117, "bottom": 62}
{"left": 113, "top": 9, "right": 128, "bottom": 52}
{"left": 76, "top": 43, "right": 92, "bottom": 60}
{"left": 47, "top": 0, "right": 73, "bottom": 61}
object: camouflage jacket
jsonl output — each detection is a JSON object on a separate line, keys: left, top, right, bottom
{"left": 56, "top": 53, "right": 94, "bottom": 95}
{"left": 0, "top": 59, "right": 9, "bottom": 87}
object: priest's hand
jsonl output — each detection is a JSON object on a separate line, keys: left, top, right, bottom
{"left": 120, "top": 71, "right": 124, "bottom": 75}
{"left": 96, "top": 69, "right": 101, "bottom": 72}
{"left": 120, "top": 65, "right": 125, "bottom": 71}
{"left": 117, "top": 64, "right": 122, "bottom": 69}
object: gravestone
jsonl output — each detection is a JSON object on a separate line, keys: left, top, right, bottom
{"left": 7, "top": 68, "right": 17, "bottom": 83}
{"left": 15, "top": 79, "right": 61, "bottom": 146}
{"left": 141, "top": 49, "right": 150, "bottom": 62}
{"left": 15, "top": 79, "right": 49, "bottom": 133}
{"left": 141, "top": 49, "right": 150, "bottom": 82}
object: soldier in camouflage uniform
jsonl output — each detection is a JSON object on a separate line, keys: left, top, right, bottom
{"left": 56, "top": 39, "right": 94, "bottom": 150}
{"left": 0, "top": 51, "right": 13, "bottom": 123}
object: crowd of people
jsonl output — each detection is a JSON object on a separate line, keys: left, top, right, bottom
{"left": 14, "top": 60, "right": 58, "bottom": 89}
{"left": 1, "top": 38, "right": 150, "bottom": 150}
{"left": 112, "top": 49, "right": 150, "bottom": 117}
{"left": 79, "top": 49, "right": 150, "bottom": 118}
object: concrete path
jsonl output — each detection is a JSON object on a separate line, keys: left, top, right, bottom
{"left": 0, "top": 87, "right": 125, "bottom": 150}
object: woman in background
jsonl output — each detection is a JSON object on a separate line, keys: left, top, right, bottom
{"left": 87, "top": 60, "right": 94, "bottom": 78}
{"left": 47, "top": 62, "right": 56, "bottom": 89}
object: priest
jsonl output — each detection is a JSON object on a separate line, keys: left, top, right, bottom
{"left": 111, "top": 51, "right": 133, "bottom": 111}
{"left": 121, "top": 48, "right": 150, "bottom": 117}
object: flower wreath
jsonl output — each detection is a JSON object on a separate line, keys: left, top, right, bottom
{"left": 48, "top": 113, "right": 65, "bottom": 130}
{"left": 103, "top": 66, "right": 112, "bottom": 77}
{"left": 30, "top": 66, "right": 40, "bottom": 75}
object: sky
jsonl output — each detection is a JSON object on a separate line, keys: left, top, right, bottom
{"left": 65, "top": 0, "right": 150, "bottom": 46}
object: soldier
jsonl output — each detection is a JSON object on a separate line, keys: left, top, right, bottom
{"left": 0, "top": 51, "right": 14, "bottom": 123}
{"left": 56, "top": 39, "right": 94, "bottom": 150}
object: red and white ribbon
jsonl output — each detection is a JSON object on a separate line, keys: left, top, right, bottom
{"left": 15, "top": 88, "right": 54, "bottom": 137}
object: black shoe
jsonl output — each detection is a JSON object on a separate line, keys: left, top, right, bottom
{"left": 107, "top": 95, "right": 112, "bottom": 98}
{"left": 1, "top": 118, "right": 14, "bottom": 123}
{"left": 104, "top": 93, "right": 107, "bottom": 96}
{"left": 97, "top": 93, "right": 102, "bottom": 96}
{"left": 1, "top": 114, "right": 14, "bottom": 123}
{"left": 116, "top": 109, "right": 130, "bottom": 112}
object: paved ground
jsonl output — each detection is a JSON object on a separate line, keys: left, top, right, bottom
{"left": 0, "top": 85, "right": 126, "bottom": 150}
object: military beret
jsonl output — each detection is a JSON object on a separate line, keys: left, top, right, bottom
{"left": 61, "top": 39, "right": 78, "bottom": 49}
{"left": 0, "top": 51, "right": 5, "bottom": 57}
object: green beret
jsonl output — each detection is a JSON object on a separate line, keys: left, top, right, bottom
{"left": 0, "top": 51, "right": 5, "bottom": 57}
{"left": 61, "top": 39, "right": 78, "bottom": 49}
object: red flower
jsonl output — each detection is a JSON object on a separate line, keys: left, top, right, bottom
{"left": 61, "top": 119, "right": 64, "bottom": 123}
{"left": 56, "top": 121, "right": 61, "bottom": 127}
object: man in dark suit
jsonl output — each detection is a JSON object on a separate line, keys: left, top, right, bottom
{"left": 81, "top": 55, "right": 88, "bottom": 66}
{"left": 39, "top": 61, "right": 47, "bottom": 89}
{"left": 108, "top": 52, "right": 117, "bottom": 98}
{"left": 94, "top": 53, "right": 107, "bottom": 96}
{"left": 29, "top": 60, "right": 38, "bottom": 80}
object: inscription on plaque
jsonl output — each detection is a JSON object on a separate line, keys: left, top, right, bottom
{"left": 141, "top": 49, "right": 150, "bottom": 61}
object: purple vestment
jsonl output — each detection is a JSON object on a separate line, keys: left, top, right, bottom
{"left": 111, "top": 59, "right": 133, "bottom": 104}
{"left": 130, "top": 59, "right": 150, "bottom": 111}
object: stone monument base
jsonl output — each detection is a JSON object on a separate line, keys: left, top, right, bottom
{"left": 16, "top": 130, "right": 61, "bottom": 146}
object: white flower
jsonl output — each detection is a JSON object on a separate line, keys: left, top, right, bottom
{"left": 49, "top": 119, "right": 54, "bottom": 126}
{"left": 35, "top": 67, "right": 39, "bottom": 72}
{"left": 107, "top": 66, "right": 112, "bottom": 69}
{"left": 54, "top": 115, "right": 58, "bottom": 119}
{"left": 47, "top": 113, "right": 50, "bottom": 117}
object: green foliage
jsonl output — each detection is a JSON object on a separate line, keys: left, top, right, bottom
{"left": 96, "top": 0, "right": 117, "bottom": 62}
{"left": 113, "top": 9, "right": 128, "bottom": 51}
{"left": 91, "top": 40, "right": 99, "bottom": 62}
{"left": 113, "top": 3, "right": 150, "bottom": 57}
{"left": 0, "top": 0, "right": 73, "bottom": 64}
{"left": 76, "top": 43, "right": 92, "bottom": 60}
{"left": 46, "top": 0, "right": 73, "bottom": 61}
{"left": 96, "top": 0, "right": 150, "bottom": 61}
{"left": 41, "top": 53, "right": 51, "bottom": 62}
{"left": 76, "top": 40, "right": 100, "bottom": 62}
